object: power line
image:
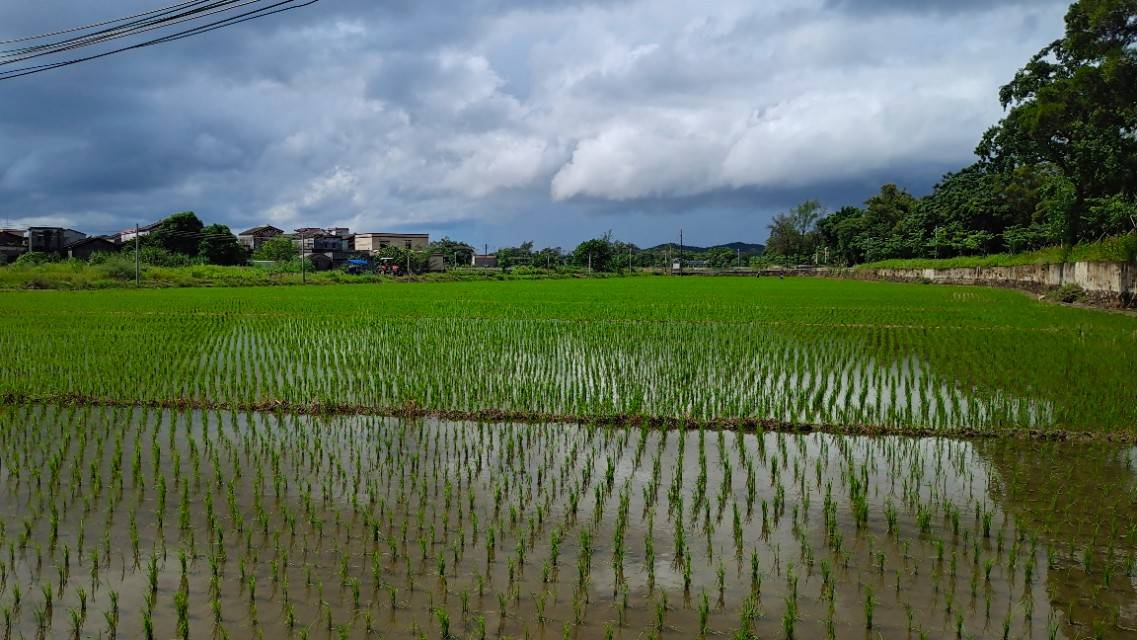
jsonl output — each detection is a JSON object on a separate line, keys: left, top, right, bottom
{"left": 2, "top": 1, "right": 259, "bottom": 61}
{"left": 0, "top": 1, "right": 222, "bottom": 47}
{"left": 0, "top": 0, "right": 319, "bottom": 81}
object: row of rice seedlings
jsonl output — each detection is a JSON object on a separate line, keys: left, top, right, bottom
{"left": 1, "top": 278, "right": 1134, "bottom": 433}
{"left": 1, "top": 404, "right": 1134, "bottom": 638}
{"left": 0, "top": 314, "right": 1052, "bottom": 433}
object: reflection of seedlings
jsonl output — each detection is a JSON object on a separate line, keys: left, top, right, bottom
{"left": 1, "top": 407, "right": 1136, "bottom": 639}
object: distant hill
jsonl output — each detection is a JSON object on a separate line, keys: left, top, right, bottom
{"left": 646, "top": 241, "right": 764, "bottom": 255}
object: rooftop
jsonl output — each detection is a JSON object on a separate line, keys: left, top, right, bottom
{"left": 238, "top": 225, "right": 283, "bottom": 236}
{"left": 119, "top": 222, "right": 160, "bottom": 234}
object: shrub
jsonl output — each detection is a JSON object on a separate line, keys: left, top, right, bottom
{"left": 1049, "top": 284, "right": 1086, "bottom": 304}
{"left": 90, "top": 253, "right": 143, "bottom": 281}
{"left": 14, "top": 252, "right": 56, "bottom": 266}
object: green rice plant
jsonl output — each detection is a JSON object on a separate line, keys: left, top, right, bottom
{"left": 1, "top": 278, "right": 1134, "bottom": 435}
{"left": 863, "top": 587, "right": 875, "bottom": 630}
{"left": 0, "top": 396, "right": 1131, "bottom": 640}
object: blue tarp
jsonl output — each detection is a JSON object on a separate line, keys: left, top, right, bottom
{"left": 347, "top": 259, "right": 369, "bottom": 266}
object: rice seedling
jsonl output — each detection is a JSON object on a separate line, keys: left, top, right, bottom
{"left": 0, "top": 277, "right": 1132, "bottom": 436}
{"left": 0, "top": 300, "right": 1132, "bottom": 639}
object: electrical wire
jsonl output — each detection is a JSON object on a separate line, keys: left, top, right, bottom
{"left": 0, "top": 0, "right": 319, "bottom": 80}
{"left": 3, "top": 1, "right": 256, "bottom": 61}
{"left": 0, "top": 1, "right": 224, "bottom": 50}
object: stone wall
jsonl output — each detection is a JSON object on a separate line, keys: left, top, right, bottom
{"left": 839, "top": 262, "right": 1136, "bottom": 306}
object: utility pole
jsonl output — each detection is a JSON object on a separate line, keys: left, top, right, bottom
{"left": 679, "top": 228, "right": 683, "bottom": 273}
{"left": 406, "top": 242, "right": 411, "bottom": 275}
{"left": 299, "top": 236, "right": 306, "bottom": 284}
{"left": 628, "top": 245, "right": 633, "bottom": 274}
{"left": 134, "top": 223, "right": 140, "bottom": 287}
{"left": 737, "top": 248, "right": 741, "bottom": 269}
{"left": 588, "top": 253, "right": 592, "bottom": 273}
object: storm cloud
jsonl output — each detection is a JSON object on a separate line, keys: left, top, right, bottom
{"left": 0, "top": 0, "right": 1069, "bottom": 247}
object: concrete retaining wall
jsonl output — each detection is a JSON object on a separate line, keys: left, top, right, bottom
{"left": 840, "top": 262, "right": 1136, "bottom": 306}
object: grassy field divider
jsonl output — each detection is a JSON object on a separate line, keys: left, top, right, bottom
{"left": 3, "top": 391, "right": 1134, "bottom": 445}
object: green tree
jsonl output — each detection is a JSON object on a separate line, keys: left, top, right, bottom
{"left": 572, "top": 237, "right": 615, "bottom": 272}
{"left": 608, "top": 241, "right": 640, "bottom": 270}
{"left": 534, "top": 246, "right": 565, "bottom": 268}
{"left": 373, "top": 245, "right": 430, "bottom": 273}
{"left": 495, "top": 241, "right": 534, "bottom": 268}
{"left": 816, "top": 206, "right": 866, "bottom": 265}
{"left": 253, "top": 236, "right": 298, "bottom": 261}
{"left": 766, "top": 199, "right": 824, "bottom": 263}
{"left": 704, "top": 247, "right": 736, "bottom": 269}
{"left": 145, "top": 212, "right": 204, "bottom": 256}
{"left": 976, "top": 0, "right": 1137, "bottom": 245}
{"left": 429, "top": 237, "right": 476, "bottom": 267}
{"left": 905, "top": 165, "right": 1009, "bottom": 257}
{"left": 197, "top": 224, "right": 246, "bottom": 266}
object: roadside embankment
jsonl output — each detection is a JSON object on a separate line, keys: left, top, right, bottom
{"left": 838, "top": 261, "right": 1136, "bottom": 307}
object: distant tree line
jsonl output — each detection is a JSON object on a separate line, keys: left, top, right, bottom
{"left": 483, "top": 232, "right": 764, "bottom": 273}
{"left": 766, "top": 0, "right": 1137, "bottom": 266}
{"left": 121, "top": 211, "right": 246, "bottom": 266}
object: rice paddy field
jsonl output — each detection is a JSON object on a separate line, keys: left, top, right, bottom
{"left": 0, "top": 277, "right": 1135, "bottom": 435}
{"left": 0, "top": 276, "right": 1136, "bottom": 639}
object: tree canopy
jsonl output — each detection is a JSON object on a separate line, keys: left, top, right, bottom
{"left": 198, "top": 224, "right": 245, "bottom": 266}
{"left": 144, "top": 212, "right": 204, "bottom": 256}
{"left": 572, "top": 237, "right": 615, "bottom": 271}
{"left": 253, "top": 236, "right": 298, "bottom": 262}
{"left": 767, "top": 0, "right": 1137, "bottom": 266}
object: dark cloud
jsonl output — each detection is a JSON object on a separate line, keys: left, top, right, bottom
{"left": 0, "top": 0, "right": 1070, "bottom": 246}
{"left": 824, "top": 0, "right": 1040, "bottom": 16}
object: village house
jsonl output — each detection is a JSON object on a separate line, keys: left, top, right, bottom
{"left": 26, "top": 227, "right": 87, "bottom": 253}
{"left": 353, "top": 232, "right": 429, "bottom": 255}
{"left": 294, "top": 228, "right": 353, "bottom": 270}
{"left": 295, "top": 229, "right": 349, "bottom": 253}
{"left": 237, "top": 225, "right": 283, "bottom": 251}
{"left": 0, "top": 229, "right": 26, "bottom": 263}
{"left": 471, "top": 254, "right": 498, "bottom": 268}
{"left": 65, "top": 236, "right": 121, "bottom": 261}
{"left": 118, "top": 222, "right": 159, "bottom": 243}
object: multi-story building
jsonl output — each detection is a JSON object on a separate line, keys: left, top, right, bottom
{"left": 237, "top": 225, "right": 283, "bottom": 251}
{"left": 353, "top": 232, "right": 429, "bottom": 254}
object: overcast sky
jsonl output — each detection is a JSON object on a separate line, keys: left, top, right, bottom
{"left": 0, "top": 0, "right": 1069, "bottom": 250}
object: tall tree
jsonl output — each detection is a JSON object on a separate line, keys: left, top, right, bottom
{"left": 765, "top": 199, "right": 824, "bottom": 262}
{"left": 146, "top": 212, "right": 204, "bottom": 256}
{"left": 495, "top": 241, "right": 535, "bottom": 268}
{"left": 572, "top": 237, "right": 615, "bottom": 271}
{"left": 198, "top": 224, "right": 245, "bottom": 265}
{"left": 976, "top": 0, "right": 1137, "bottom": 245}
{"left": 428, "top": 237, "right": 476, "bottom": 266}
{"left": 253, "top": 236, "right": 299, "bottom": 261}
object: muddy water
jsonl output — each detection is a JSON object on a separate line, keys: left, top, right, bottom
{"left": 0, "top": 405, "right": 1133, "bottom": 639}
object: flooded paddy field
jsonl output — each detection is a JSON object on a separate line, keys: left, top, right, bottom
{"left": 1, "top": 405, "right": 1134, "bottom": 639}
{"left": 1, "top": 278, "right": 1135, "bottom": 437}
